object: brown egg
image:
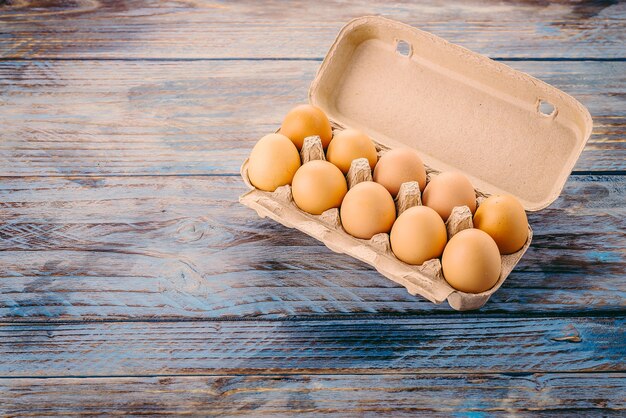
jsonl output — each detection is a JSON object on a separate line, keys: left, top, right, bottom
{"left": 373, "top": 148, "right": 427, "bottom": 196}
{"left": 390, "top": 206, "right": 447, "bottom": 265}
{"left": 326, "top": 129, "right": 378, "bottom": 174}
{"left": 292, "top": 160, "right": 348, "bottom": 215}
{"left": 473, "top": 195, "right": 529, "bottom": 254}
{"left": 422, "top": 172, "right": 476, "bottom": 221}
{"left": 247, "top": 133, "right": 301, "bottom": 192}
{"left": 280, "top": 104, "right": 333, "bottom": 150}
{"left": 442, "top": 229, "right": 501, "bottom": 293}
{"left": 340, "top": 181, "right": 396, "bottom": 239}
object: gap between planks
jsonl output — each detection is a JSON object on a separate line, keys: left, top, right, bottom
{"left": 0, "top": 57, "right": 625, "bottom": 62}
{"left": 0, "top": 172, "right": 624, "bottom": 179}
{"left": 0, "top": 371, "right": 625, "bottom": 379}
{"left": 1, "top": 309, "right": 625, "bottom": 325}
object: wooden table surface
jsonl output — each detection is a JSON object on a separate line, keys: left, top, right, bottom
{"left": 0, "top": 0, "right": 624, "bottom": 415}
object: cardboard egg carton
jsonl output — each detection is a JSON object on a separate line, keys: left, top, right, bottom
{"left": 240, "top": 16, "right": 592, "bottom": 310}
{"left": 241, "top": 134, "right": 532, "bottom": 310}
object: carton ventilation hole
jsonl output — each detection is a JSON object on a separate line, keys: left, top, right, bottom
{"left": 395, "top": 40, "right": 412, "bottom": 57}
{"left": 538, "top": 100, "right": 557, "bottom": 117}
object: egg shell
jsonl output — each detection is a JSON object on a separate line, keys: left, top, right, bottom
{"left": 280, "top": 104, "right": 333, "bottom": 150}
{"left": 442, "top": 228, "right": 502, "bottom": 293}
{"left": 326, "top": 129, "right": 378, "bottom": 174}
{"left": 374, "top": 148, "right": 427, "bottom": 196}
{"left": 340, "top": 181, "right": 396, "bottom": 239}
{"left": 292, "top": 160, "right": 348, "bottom": 215}
{"left": 423, "top": 171, "right": 477, "bottom": 221}
{"left": 248, "top": 133, "right": 301, "bottom": 192}
{"left": 473, "top": 195, "right": 529, "bottom": 254}
{"left": 390, "top": 206, "right": 447, "bottom": 265}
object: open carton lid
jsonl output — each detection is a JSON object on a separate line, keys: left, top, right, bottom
{"left": 309, "top": 16, "right": 593, "bottom": 211}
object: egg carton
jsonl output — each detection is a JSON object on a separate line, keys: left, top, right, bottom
{"left": 240, "top": 133, "right": 533, "bottom": 311}
{"left": 240, "top": 16, "right": 591, "bottom": 310}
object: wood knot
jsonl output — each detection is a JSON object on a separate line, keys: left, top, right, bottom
{"left": 551, "top": 324, "right": 582, "bottom": 343}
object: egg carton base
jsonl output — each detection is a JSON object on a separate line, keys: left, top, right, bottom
{"left": 240, "top": 150, "right": 533, "bottom": 311}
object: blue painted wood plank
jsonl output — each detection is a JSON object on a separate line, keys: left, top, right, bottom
{"left": 0, "top": 174, "right": 623, "bottom": 320}
{"left": 0, "top": 60, "right": 623, "bottom": 176}
{"left": 0, "top": 0, "right": 624, "bottom": 59}
{"left": 0, "top": 318, "right": 623, "bottom": 377}
{"left": 2, "top": 373, "right": 625, "bottom": 415}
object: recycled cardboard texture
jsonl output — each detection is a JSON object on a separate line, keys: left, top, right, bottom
{"left": 239, "top": 16, "right": 591, "bottom": 310}
{"left": 309, "top": 16, "right": 593, "bottom": 211}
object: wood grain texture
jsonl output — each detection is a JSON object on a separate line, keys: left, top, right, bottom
{"left": 2, "top": 373, "right": 624, "bottom": 416}
{"left": 0, "top": 60, "right": 624, "bottom": 176}
{"left": 0, "top": 174, "right": 623, "bottom": 320}
{"left": 1, "top": 318, "right": 624, "bottom": 377}
{"left": 0, "top": 0, "right": 624, "bottom": 412}
{"left": 0, "top": 0, "right": 624, "bottom": 59}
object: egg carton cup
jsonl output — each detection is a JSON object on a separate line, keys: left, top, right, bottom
{"left": 240, "top": 134, "right": 533, "bottom": 311}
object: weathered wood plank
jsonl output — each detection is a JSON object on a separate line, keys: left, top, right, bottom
{"left": 0, "top": 175, "right": 623, "bottom": 320}
{"left": 0, "top": 0, "right": 624, "bottom": 59}
{"left": 1, "top": 373, "right": 624, "bottom": 416}
{"left": 0, "top": 318, "right": 623, "bottom": 377}
{"left": 0, "top": 60, "right": 624, "bottom": 176}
